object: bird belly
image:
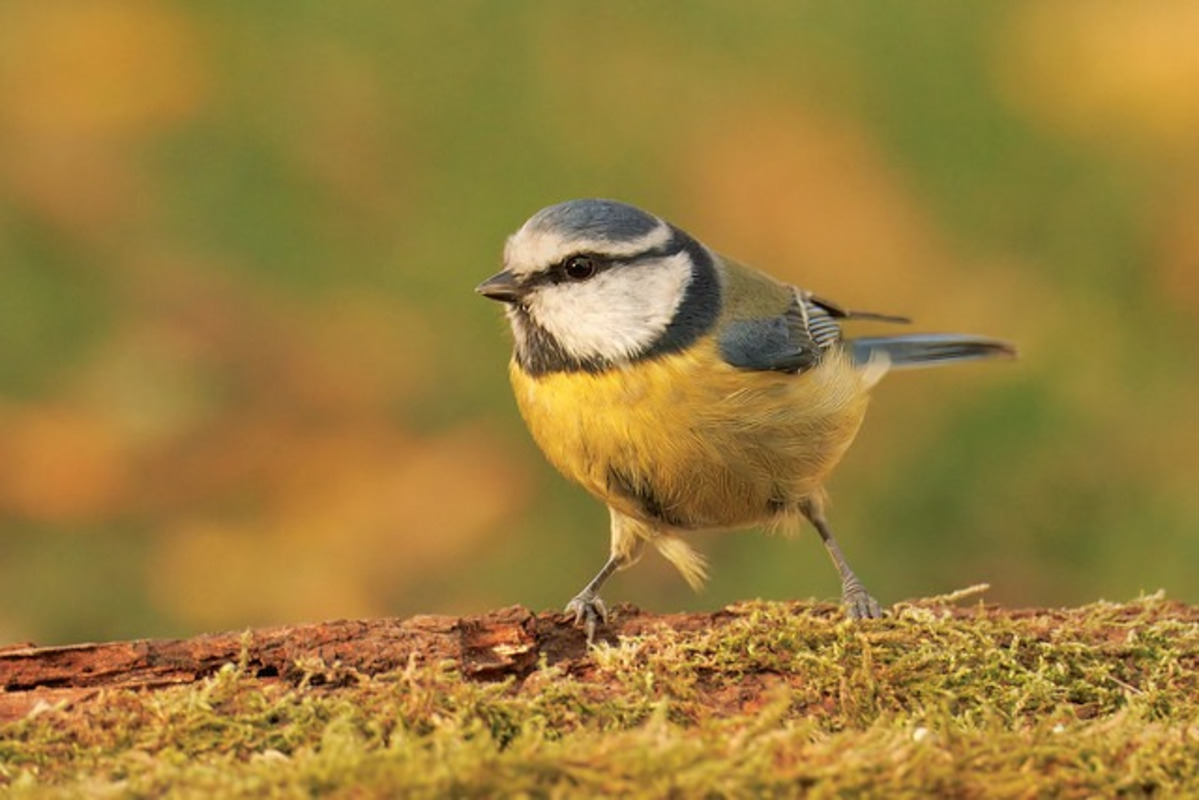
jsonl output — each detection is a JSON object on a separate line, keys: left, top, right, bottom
{"left": 509, "top": 338, "right": 872, "bottom": 531}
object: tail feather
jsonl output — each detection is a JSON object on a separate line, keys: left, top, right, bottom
{"left": 653, "top": 534, "right": 709, "bottom": 591}
{"left": 849, "top": 334, "right": 1016, "bottom": 369}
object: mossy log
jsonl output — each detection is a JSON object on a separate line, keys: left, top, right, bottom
{"left": 3, "top": 604, "right": 739, "bottom": 723}
{"left": 1, "top": 596, "right": 1196, "bottom": 796}
{"left": 2, "top": 597, "right": 1194, "bottom": 725}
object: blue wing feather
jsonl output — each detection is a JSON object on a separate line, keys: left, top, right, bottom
{"left": 717, "top": 315, "right": 819, "bottom": 372}
{"left": 717, "top": 290, "right": 915, "bottom": 374}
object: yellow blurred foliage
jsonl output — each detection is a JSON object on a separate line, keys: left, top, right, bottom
{"left": 996, "top": 0, "right": 1196, "bottom": 153}
{"left": 683, "top": 102, "right": 928, "bottom": 280}
{"left": 76, "top": 322, "right": 221, "bottom": 450}
{"left": 0, "top": 0, "right": 206, "bottom": 138}
{"left": 149, "top": 517, "right": 383, "bottom": 627}
{"left": 1157, "top": 194, "right": 1199, "bottom": 310}
{"left": 0, "top": 240, "right": 531, "bottom": 630}
{"left": 0, "top": 0, "right": 207, "bottom": 241}
{"left": 0, "top": 405, "right": 132, "bottom": 526}
{"left": 269, "top": 293, "right": 438, "bottom": 417}
{"left": 995, "top": 0, "right": 1197, "bottom": 314}
{"left": 148, "top": 424, "right": 531, "bottom": 629}
{"left": 0, "top": 3, "right": 1193, "bottom": 643}
{"left": 533, "top": 13, "right": 701, "bottom": 163}
{"left": 0, "top": 253, "right": 532, "bottom": 630}
{"left": 677, "top": 99, "right": 996, "bottom": 325}
{"left": 277, "top": 42, "right": 408, "bottom": 220}
{"left": 0, "top": 139, "right": 152, "bottom": 241}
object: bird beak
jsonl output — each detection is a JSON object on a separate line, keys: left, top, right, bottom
{"left": 476, "top": 270, "right": 524, "bottom": 303}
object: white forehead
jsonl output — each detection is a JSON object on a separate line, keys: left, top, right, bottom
{"left": 504, "top": 216, "right": 673, "bottom": 276}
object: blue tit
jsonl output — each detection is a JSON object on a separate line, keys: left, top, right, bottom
{"left": 477, "top": 198, "right": 1015, "bottom": 640}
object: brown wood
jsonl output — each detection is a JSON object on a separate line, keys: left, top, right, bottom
{"left": 2, "top": 600, "right": 1195, "bottom": 724}
{"left": 0, "top": 603, "right": 723, "bottom": 723}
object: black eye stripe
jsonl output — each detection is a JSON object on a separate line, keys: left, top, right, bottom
{"left": 523, "top": 233, "right": 689, "bottom": 290}
{"left": 520, "top": 253, "right": 610, "bottom": 288}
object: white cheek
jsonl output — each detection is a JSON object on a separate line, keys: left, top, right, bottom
{"left": 504, "top": 305, "right": 530, "bottom": 354}
{"left": 527, "top": 252, "right": 693, "bottom": 363}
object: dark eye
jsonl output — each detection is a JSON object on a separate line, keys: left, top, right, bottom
{"left": 563, "top": 255, "right": 597, "bottom": 281}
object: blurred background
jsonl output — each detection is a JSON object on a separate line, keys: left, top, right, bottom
{"left": 0, "top": 2, "right": 1194, "bottom": 645}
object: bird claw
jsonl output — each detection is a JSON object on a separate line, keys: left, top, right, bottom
{"left": 842, "top": 587, "right": 883, "bottom": 620}
{"left": 564, "top": 592, "right": 609, "bottom": 643}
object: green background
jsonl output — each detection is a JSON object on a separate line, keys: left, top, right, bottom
{"left": 0, "top": 1, "right": 1194, "bottom": 644}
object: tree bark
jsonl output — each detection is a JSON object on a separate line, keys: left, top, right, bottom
{"left": 2, "top": 600, "right": 1194, "bottom": 724}
{"left": 0, "top": 603, "right": 736, "bottom": 723}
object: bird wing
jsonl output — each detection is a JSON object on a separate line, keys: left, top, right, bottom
{"left": 711, "top": 255, "right": 908, "bottom": 374}
{"left": 716, "top": 309, "right": 820, "bottom": 373}
{"left": 716, "top": 290, "right": 910, "bottom": 374}
{"left": 805, "top": 293, "right": 911, "bottom": 326}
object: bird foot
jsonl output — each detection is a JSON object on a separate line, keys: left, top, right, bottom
{"left": 564, "top": 591, "right": 609, "bottom": 643}
{"left": 842, "top": 587, "right": 883, "bottom": 620}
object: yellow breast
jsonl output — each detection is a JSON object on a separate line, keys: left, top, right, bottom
{"left": 509, "top": 337, "right": 872, "bottom": 530}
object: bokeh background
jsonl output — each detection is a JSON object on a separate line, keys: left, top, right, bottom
{"left": 0, "top": 2, "right": 1194, "bottom": 645}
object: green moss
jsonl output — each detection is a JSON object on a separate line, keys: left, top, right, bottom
{"left": 1, "top": 595, "right": 1196, "bottom": 797}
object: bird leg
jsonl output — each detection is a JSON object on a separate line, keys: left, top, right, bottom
{"left": 801, "top": 498, "right": 883, "bottom": 619}
{"left": 564, "top": 556, "right": 619, "bottom": 643}
{"left": 565, "top": 508, "right": 650, "bottom": 643}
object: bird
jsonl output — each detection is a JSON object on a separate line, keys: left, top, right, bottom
{"left": 477, "top": 198, "right": 1015, "bottom": 641}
